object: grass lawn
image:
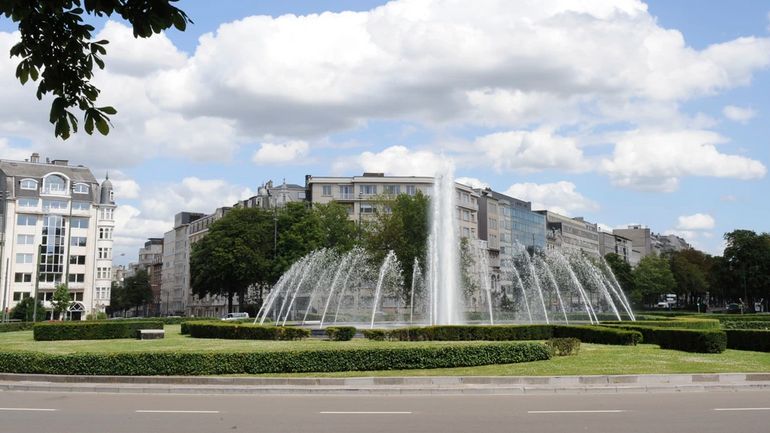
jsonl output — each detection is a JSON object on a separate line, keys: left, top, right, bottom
{"left": 1, "top": 325, "right": 769, "bottom": 377}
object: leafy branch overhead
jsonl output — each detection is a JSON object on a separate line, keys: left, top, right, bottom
{"left": 2, "top": 0, "right": 191, "bottom": 139}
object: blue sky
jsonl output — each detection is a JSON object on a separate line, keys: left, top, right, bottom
{"left": 1, "top": 1, "right": 769, "bottom": 263}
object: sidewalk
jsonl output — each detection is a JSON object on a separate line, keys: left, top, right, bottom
{"left": 1, "top": 373, "right": 770, "bottom": 395}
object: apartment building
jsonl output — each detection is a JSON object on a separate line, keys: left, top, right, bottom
{"left": 0, "top": 153, "right": 115, "bottom": 319}
{"left": 160, "top": 211, "right": 204, "bottom": 315}
{"left": 599, "top": 231, "right": 638, "bottom": 266}
{"left": 537, "top": 211, "right": 600, "bottom": 257}
{"left": 613, "top": 225, "right": 692, "bottom": 261}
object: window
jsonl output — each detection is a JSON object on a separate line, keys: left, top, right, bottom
{"left": 98, "top": 247, "right": 112, "bottom": 259}
{"left": 72, "top": 183, "right": 89, "bottom": 194}
{"left": 360, "top": 203, "right": 376, "bottom": 214}
{"left": 42, "top": 199, "right": 68, "bottom": 211}
{"left": 462, "top": 227, "right": 470, "bottom": 238}
{"left": 69, "top": 255, "right": 86, "bottom": 265}
{"left": 18, "top": 198, "right": 38, "bottom": 207}
{"left": 321, "top": 185, "right": 332, "bottom": 196}
{"left": 70, "top": 236, "right": 87, "bottom": 247}
{"left": 70, "top": 217, "right": 89, "bottom": 229}
{"left": 68, "top": 273, "right": 85, "bottom": 283}
{"left": 339, "top": 185, "right": 353, "bottom": 199}
{"left": 100, "top": 208, "right": 114, "bottom": 220}
{"left": 17, "top": 214, "right": 37, "bottom": 226}
{"left": 14, "top": 273, "right": 32, "bottom": 283}
{"left": 72, "top": 201, "right": 90, "bottom": 211}
{"left": 96, "top": 286, "right": 111, "bottom": 300}
{"left": 43, "top": 174, "right": 66, "bottom": 194}
{"left": 109, "top": 190, "right": 114, "bottom": 201}
{"left": 37, "top": 291, "right": 54, "bottom": 301}
{"left": 17, "top": 234, "right": 34, "bottom": 245}
{"left": 99, "top": 227, "right": 113, "bottom": 239}
{"left": 16, "top": 253, "right": 33, "bottom": 264}
{"left": 13, "top": 292, "right": 31, "bottom": 301}
{"left": 384, "top": 185, "right": 400, "bottom": 195}
{"left": 96, "top": 267, "right": 111, "bottom": 279}
{"left": 20, "top": 179, "right": 37, "bottom": 190}
{"left": 359, "top": 185, "right": 377, "bottom": 195}
{"left": 405, "top": 185, "right": 416, "bottom": 196}
{"left": 69, "top": 292, "right": 83, "bottom": 301}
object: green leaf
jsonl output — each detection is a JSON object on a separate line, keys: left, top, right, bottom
{"left": 16, "top": 62, "right": 29, "bottom": 85}
{"left": 99, "top": 106, "right": 117, "bottom": 115}
{"left": 49, "top": 98, "right": 67, "bottom": 124}
{"left": 84, "top": 112, "right": 95, "bottom": 135}
{"left": 95, "top": 115, "right": 109, "bottom": 135}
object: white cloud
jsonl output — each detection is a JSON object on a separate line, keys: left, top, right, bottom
{"left": 722, "top": 105, "right": 756, "bottom": 123}
{"left": 336, "top": 145, "right": 451, "bottom": 176}
{"left": 111, "top": 178, "right": 141, "bottom": 200}
{"left": 504, "top": 181, "right": 599, "bottom": 216}
{"left": 456, "top": 177, "right": 489, "bottom": 189}
{"left": 474, "top": 129, "right": 589, "bottom": 173}
{"left": 96, "top": 20, "right": 187, "bottom": 76}
{"left": 252, "top": 140, "right": 309, "bottom": 165}
{"left": 677, "top": 213, "right": 716, "bottom": 230}
{"left": 601, "top": 129, "right": 766, "bottom": 191}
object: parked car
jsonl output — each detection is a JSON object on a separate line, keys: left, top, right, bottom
{"left": 725, "top": 303, "right": 742, "bottom": 314}
{"left": 221, "top": 312, "right": 250, "bottom": 321}
{"left": 654, "top": 301, "right": 670, "bottom": 309}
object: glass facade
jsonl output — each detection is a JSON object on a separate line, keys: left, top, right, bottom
{"left": 39, "top": 215, "right": 66, "bottom": 283}
{"left": 511, "top": 206, "right": 546, "bottom": 250}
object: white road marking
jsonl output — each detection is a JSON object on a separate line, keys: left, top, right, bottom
{"left": 0, "top": 408, "right": 58, "bottom": 412}
{"left": 135, "top": 410, "right": 220, "bottom": 414}
{"left": 528, "top": 410, "right": 627, "bottom": 414}
{"left": 320, "top": 411, "right": 412, "bottom": 414}
{"left": 713, "top": 408, "right": 770, "bottom": 412}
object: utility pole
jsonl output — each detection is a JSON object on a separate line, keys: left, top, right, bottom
{"left": 32, "top": 244, "right": 42, "bottom": 322}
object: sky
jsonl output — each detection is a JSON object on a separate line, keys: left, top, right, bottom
{"left": 1, "top": 0, "right": 769, "bottom": 264}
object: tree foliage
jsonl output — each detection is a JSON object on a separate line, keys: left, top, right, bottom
{"left": 9, "top": 296, "right": 46, "bottom": 321}
{"left": 2, "top": 0, "right": 191, "bottom": 139}
{"left": 632, "top": 254, "right": 676, "bottom": 306}
{"left": 50, "top": 283, "right": 71, "bottom": 319}
{"left": 669, "top": 249, "right": 711, "bottom": 305}
{"left": 721, "top": 230, "right": 770, "bottom": 305}
{"left": 604, "top": 253, "right": 634, "bottom": 295}
{"left": 109, "top": 269, "right": 152, "bottom": 315}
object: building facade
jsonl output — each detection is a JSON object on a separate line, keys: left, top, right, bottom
{"left": 598, "top": 231, "right": 637, "bottom": 266}
{"left": 160, "top": 211, "right": 204, "bottom": 315}
{"left": 0, "top": 153, "right": 115, "bottom": 320}
{"left": 537, "top": 211, "right": 600, "bottom": 257}
{"left": 613, "top": 225, "right": 692, "bottom": 261}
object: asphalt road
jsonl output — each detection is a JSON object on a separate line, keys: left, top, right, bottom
{"left": 1, "top": 390, "right": 769, "bottom": 433}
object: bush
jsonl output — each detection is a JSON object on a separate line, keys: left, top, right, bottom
{"left": 0, "top": 322, "right": 34, "bottom": 333}
{"left": 185, "top": 322, "right": 310, "bottom": 340}
{"left": 721, "top": 321, "right": 770, "bottom": 330}
{"left": 0, "top": 342, "right": 551, "bottom": 375}
{"left": 33, "top": 321, "right": 164, "bottom": 341}
{"left": 726, "top": 330, "right": 770, "bottom": 352}
{"left": 361, "top": 325, "right": 639, "bottom": 345}
{"left": 605, "top": 325, "right": 726, "bottom": 353}
{"left": 546, "top": 338, "right": 580, "bottom": 356}
{"left": 601, "top": 318, "right": 720, "bottom": 330}
{"left": 325, "top": 326, "right": 356, "bottom": 341}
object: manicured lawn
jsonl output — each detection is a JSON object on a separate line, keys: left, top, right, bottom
{"left": 2, "top": 325, "right": 769, "bottom": 377}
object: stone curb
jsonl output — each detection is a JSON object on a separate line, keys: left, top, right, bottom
{"left": 1, "top": 373, "right": 769, "bottom": 395}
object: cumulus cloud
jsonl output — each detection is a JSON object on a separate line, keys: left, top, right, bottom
{"left": 252, "top": 140, "right": 309, "bottom": 164}
{"left": 456, "top": 177, "right": 489, "bottom": 189}
{"left": 335, "top": 145, "right": 452, "bottom": 176}
{"left": 677, "top": 213, "right": 716, "bottom": 230}
{"left": 474, "top": 129, "right": 590, "bottom": 173}
{"left": 601, "top": 129, "right": 766, "bottom": 191}
{"left": 722, "top": 105, "right": 756, "bottom": 123}
{"left": 504, "top": 181, "right": 599, "bottom": 216}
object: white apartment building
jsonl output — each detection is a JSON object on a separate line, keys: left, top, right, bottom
{"left": 0, "top": 154, "right": 115, "bottom": 319}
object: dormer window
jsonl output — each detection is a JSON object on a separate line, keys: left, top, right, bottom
{"left": 73, "top": 183, "right": 89, "bottom": 194}
{"left": 20, "top": 179, "right": 38, "bottom": 190}
{"left": 43, "top": 174, "right": 67, "bottom": 194}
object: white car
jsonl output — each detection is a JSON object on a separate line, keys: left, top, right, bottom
{"left": 221, "top": 312, "right": 250, "bottom": 321}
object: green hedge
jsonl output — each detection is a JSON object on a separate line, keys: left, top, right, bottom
{"left": 0, "top": 322, "right": 34, "bottom": 333}
{"left": 33, "top": 321, "right": 164, "bottom": 341}
{"left": 325, "top": 326, "right": 356, "bottom": 341}
{"left": 362, "top": 325, "right": 640, "bottom": 346}
{"left": 726, "top": 330, "right": 770, "bottom": 352}
{"left": 601, "top": 319, "right": 720, "bottom": 330}
{"left": 604, "top": 325, "right": 726, "bottom": 353}
{"left": 0, "top": 342, "right": 551, "bottom": 375}
{"left": 186, "top": 322, "right": 310, "bottom": 340}
{"left": 722, "top": 321, "right": 770, "bottom": 330}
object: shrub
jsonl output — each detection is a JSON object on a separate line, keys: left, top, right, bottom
{"left": 0, "top": 322, "right": 34, "bottom": 333}
{"left": 185, "top": 322, "right": 310, "bottom": 340}
{"left": 546, "top": 338, "right": 580, "bottom": 356}
{"left": 0, "top": 342, "right": 551, "bottom": 375}
{"left": 33, "top": 321, "right": 164, "bottom": 341}
{"left": 604, "top": 325, "right": 726, "bottom": 353}
{"left": 85, "top": 312, "right": 108, "bottom": 320}
{"left": 552, "top": 325, "right": 641, "bottom": 345}
{"left": 362, "top": 329, "right": 387, "bottom": 341}
{"left": 726, "top": 330, "right": 770, "bottom": 352}
{"left": 601, "top": 319, "right": 720, "bottom": 330}
{"left": 721, "top": 321, "right": 770, "bottom": 330}
{"left": 325, "top": 326, "right": 356, "bottom": 341}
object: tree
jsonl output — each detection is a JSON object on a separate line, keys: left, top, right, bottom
{"left": 722, "top": 230, "right": 770, "bottom": 306}
{"left": 632, "top": 254, "right": 676, "bottom": 306}
{"left": 363, "top": 192, "right": 430, "bottom": 301}
{"left": 124, "top": 269, "right": 152, "bottom": 314}
{"left": 9, "top": 296, "right": 46, "bottom": 321}
{"left": 604, "top": 253, "right": 634, "bottom": 295}
{"left": 669, "top": 249, "right": 710, "bottom": 307}
{"left": 2, "top": 0, "right": 191, "bottom": 139}
{"left": 50, "top": 283, "right": 71, "bottom": 320}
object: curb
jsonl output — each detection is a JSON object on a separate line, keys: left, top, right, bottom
{"left": 1, "top": 373, "right": 770, "bottom": 395}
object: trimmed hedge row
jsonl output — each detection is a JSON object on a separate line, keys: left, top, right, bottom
{"left": 33, "top": 321, "right": 164, "bottom": 341}
{"left": 0, "top": 342, "right": 551, "bottom": 375}
{"left": 325, "top": 326, "right": 356, "bottom": 341}
{"left": 722, "top": 321, "right": 770, "bottom": 330}
{"left": 362, "top": 325, "right": 641, "bottom": 346}
{"left": 604, "top": 325, "right": 726, "bottom": 353}
{"left": 185, "top": 322, "right": 310, "bottom": 340}
{"left": 0, "top": 322, "right": 34, "bottom": 333}
{"left": 725, "top": 330, "right": 770, "bottom": 352}
{"left": 601, "top": 318, "right": 721, "bottom": 330}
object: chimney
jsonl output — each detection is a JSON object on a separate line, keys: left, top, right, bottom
{"left": 30, "top": 153, "right": 40, "bottom": 163}
{"left": 52, "top": 159, "right": 68, "bottom": 166}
